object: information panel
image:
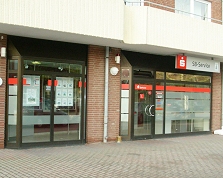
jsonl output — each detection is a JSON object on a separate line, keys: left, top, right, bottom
{"left": 55, "top": 77, "right": 74, "bottom": 106}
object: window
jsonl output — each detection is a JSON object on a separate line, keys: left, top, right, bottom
{"left": 125, "top": 0, "right": 144, "bottom": 6}
{"left": 175, "top": 0, "right": 211, "bottom": 21}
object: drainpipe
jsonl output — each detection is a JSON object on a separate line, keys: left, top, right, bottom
{"left": 104, "top": 46, "right": 109, "bottom": 142}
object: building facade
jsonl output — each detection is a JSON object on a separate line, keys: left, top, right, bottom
{"left": 0, "top": 0, "right": 222, "bottom": 148}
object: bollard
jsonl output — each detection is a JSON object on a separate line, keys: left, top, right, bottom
{"left": 117, "top": 136, "right": 122, "bottom": 143}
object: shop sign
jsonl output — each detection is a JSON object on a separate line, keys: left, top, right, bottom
{"left": 175, "top": 55, "right": 220, "bottom": 73}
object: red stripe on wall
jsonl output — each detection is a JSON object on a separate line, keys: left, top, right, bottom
{"left": 121, "top": 84, "right": 211, "bottom": 93}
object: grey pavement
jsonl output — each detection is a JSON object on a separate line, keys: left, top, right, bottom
{"left": 0, "top": 134, "right": 223, "bottom": 178}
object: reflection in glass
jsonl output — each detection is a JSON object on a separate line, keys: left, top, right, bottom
{"left": 194, "top": 1, "right": 208, "bottom": 20}
{"left": 155, "top": 82, "right": 164, "bottom": 134}
{"left": 134, "top": 83, "right": 153, "bottom": 136}
{"left": 9, "top": 60, "right": 18, "bottom": 70}
{"left": 165, "top": 83, "right": 210, "bottom": 134}
{"left": 156, "top": 71, "right": 164, "bottom": 79}
{"left": 24, "top": 60, "right": 82, "bottom": 74}
{"left": 166, "top": 72, "right": 211, "bottom": 83}
{"left": 120, "top": 80, "right": 129, "bottom": 136}
{"left": 7, "top": 73, "right": 18, "bottom": 143}
{"left": 121, "top": 69, "right": 130, "bottom": 78}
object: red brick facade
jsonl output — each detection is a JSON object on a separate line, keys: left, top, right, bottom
{"left": 211, "top": 72, "right": 222, "bottom": 131}
{"left": 87, "top": 45, "right": 120, "bottom": 143}
{"left": 212, "top": 0, "right": 222, "bottom": 23}
{"left": 0, "top": 34, "right": 7, "bottom": 148}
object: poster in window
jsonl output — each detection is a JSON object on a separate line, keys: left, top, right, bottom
{"left": 68, "top": 89, "right": 73, "bottom": 97}
{"left": 26, "top": 77, "right": 31, "bottom": 85}
{"left": 62, "top": 98, "right": 67, "bottom": 106}
{"left": 34, "top": 78, "right": 40, "bottom": 86}
{"left": 57, "top": 89, "right": 61, "bottom": 97}
{"left": 56, "top": 98, "right": 62, "bottom": 106}
{"left": 23, "top": 75, "right": 40, "bottom": 106}
{"left": 62, "top": 89, "right": 67, "bottom": 97}
{"left": 27, "top": 88, "right": 37, "bottom": 105}
{"left": 57, "top": 80, "right": 62, "bottom": 88}
{"left": 63, "top": 80, "right": 67, "bottom": 88}
{"left": 55, "top": 77, "right": 74, "bottom": 107}
{"left": 68, "top": 98, "right": 73, "bottom": 106}
{"left": 68, "top": 79, "right": 73, "bottom": 88}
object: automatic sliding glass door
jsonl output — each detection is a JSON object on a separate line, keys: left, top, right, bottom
{"left": 133, "top": 81, "right": 155, "bottom": 138}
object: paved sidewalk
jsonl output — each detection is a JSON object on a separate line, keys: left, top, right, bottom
{"left": 0, "top": 134, "right": 223, "bottom": 178}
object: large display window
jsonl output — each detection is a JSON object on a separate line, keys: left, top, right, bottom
{"left": 6, "top": 36, "right": 87, "bottom": 148}
{"left": 22, "top": 74, "right": 82, "bottom": 143}
{"left": 165, "top": 83, "right": 210, "bottom": 134}
{"left": 120, "top": 68, "right": 212, "bottom": 139}
{"left": 7, "top": 58, "right": 85, "bottom": 147}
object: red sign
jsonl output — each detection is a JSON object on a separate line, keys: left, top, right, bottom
{"left": 139, "top": 94, "right": 144, "bottom": 99}
{"left": 175, "top": 55, "right": 187, "bottom": 69}
{"left": 135, "top": 84, "right": 152, "bottom": 90}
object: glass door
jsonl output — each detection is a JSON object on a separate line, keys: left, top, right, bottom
{"left": 53, "top": 76, "right": 82, "bottom": 141}
{"left": 22, "top": 75, "right": 52, "bottom": 143}
{"left": 133, "top": 81, "right": 155, "bottom": 138}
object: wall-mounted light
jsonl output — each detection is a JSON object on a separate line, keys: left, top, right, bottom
{"left": 115, "top": 54, "right": 120, "bottom": 64}
{"left": 110, "top": 67, "right": 119, "bottom": 75}
{"left": 1, "top": 47, "right": 6, "bottom": 58}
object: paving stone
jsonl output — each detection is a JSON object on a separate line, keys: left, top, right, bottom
{"left": 0, "top": 135, "right": 223, "bottom": 177}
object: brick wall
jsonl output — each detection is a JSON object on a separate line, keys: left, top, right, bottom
{"left": 87, "top": 45, "right": 120, "bottom": 143}
{"left": 145, "top": 0, "right": 175, "bottom": 12}
{"left": 0, "top": 34, "right": 7, "bottom": 149}
{"left": 211, "top": 72, "right": 222, "bottom": 132}
{"left": 107, "top": 49, "right": 120, "bottom": 142}
{"left": 211, "top": 0, "right": 222, "bottom": 23}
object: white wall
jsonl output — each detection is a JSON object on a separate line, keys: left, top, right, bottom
{"left": 0, "top": 0, "right": 124, "bottom": 40}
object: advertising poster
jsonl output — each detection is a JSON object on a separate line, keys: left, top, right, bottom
{"left": 23, "top": 75, "right": 40, "bottom": 106}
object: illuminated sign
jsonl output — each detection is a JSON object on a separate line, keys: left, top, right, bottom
{"left": 175, "top": 55, "right": 220, "bottom": 73}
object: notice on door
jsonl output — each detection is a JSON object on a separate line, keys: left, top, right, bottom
{"left": 55, "top": 77, "right": 74, "bottom": 107}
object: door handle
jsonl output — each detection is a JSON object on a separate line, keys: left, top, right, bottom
{"left": 145, "top": 105, "right": 154, "bottom": 116}
{"left": 149, "top": 105, "right": 154, "bottom": 116}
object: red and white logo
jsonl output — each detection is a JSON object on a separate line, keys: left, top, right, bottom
{"left": 175, "top": 55, "right": 187, "bottom": 69}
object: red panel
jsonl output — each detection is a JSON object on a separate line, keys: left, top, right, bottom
{"left": 134, "top": 84, "right": 210, "bottom": 93}
{"left": 47, "top": 80, "right": 58, "bottom": 86}
{"left": 166, "top": 86, "right": 210, "bottom": 93}
{"left": 78, "top": 81, "right": 86, "bottom": 88}
{"left": 121, "top": 84, "right": 129, "bottom": 90}
{"left": 8, "top": 78, "right": 27, "bottom": 85}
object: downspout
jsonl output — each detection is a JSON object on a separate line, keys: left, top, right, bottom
{"left": 104, "top": 46, "right": 109, "bottom": 142}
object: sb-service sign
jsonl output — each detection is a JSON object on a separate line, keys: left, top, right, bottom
{"left": 175, "top": 55, "right": 220, "bottom": 73}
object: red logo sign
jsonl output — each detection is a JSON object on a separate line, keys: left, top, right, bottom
{"left": 176, "top": 55, "right": 187, "bottom": 69}
{"left": 140, "top": 94, "right": 144, "bottom": 99}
